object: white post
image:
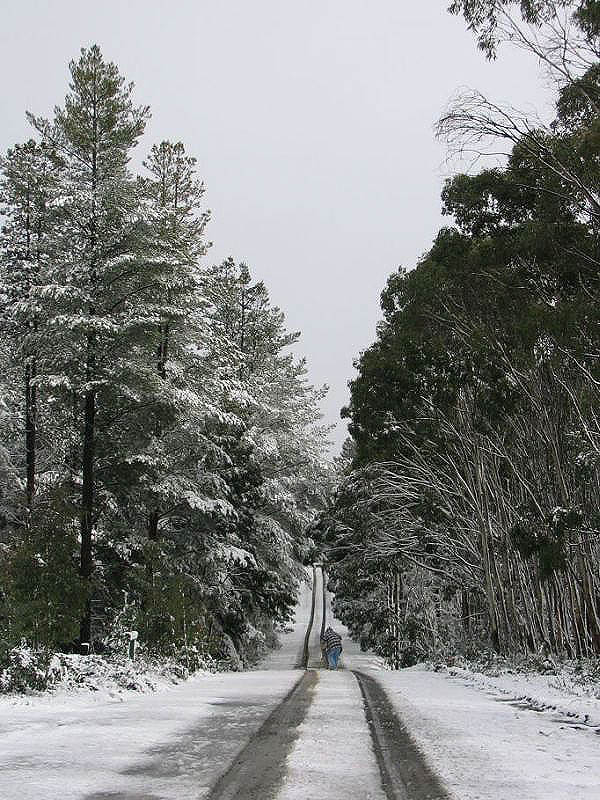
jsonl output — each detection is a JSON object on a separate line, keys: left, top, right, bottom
{"left": 127, "top": 630, "right": 138, "bottom": 660}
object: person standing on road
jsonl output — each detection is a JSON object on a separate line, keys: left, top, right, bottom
{"left": 323, "top": 625, "right": 343, "bottom": 669}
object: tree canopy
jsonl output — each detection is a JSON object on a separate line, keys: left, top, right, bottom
{"left": 0, "top": 46, "right": 333, "bottom": 670}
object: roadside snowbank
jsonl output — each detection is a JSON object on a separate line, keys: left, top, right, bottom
{"left": 368, "top": 664, "right": 600, "bottom": 800}
{"left": 0, "top": 640, "right": 224, "bottom": 695}
{"left": 438, "top": 661, "right": 600, "bottom": 729}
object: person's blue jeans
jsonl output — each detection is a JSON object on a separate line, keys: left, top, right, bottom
{"left": 327, "top": 646, "right": 342, "bottom": 669}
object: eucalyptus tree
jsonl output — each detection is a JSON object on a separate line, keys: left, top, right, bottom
{"left": 334, "top": 75, "right": 600, "bottom": 659}
{"left": 441, "top": 1, "right": 600, "bottom": 226}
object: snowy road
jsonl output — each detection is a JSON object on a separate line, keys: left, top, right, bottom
{"left": 1, "top": 568, "right": 599, "bottom": 799}
{"left": 206, "top": 567, "right": 395, "bottom": 800}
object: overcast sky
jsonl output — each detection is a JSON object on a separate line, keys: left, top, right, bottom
{"left": 0, "top": 1, "right": 552, "bottom": 449}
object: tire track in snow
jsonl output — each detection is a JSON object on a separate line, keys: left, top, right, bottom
{"left": 353, "top": 670, "right": 450, "bottom": 800}
{"left": 205, "top": 568, "right": 319, "bottom": 800}
{"left": 317, "top": 564, "right": 449, "bottom": 799}
{"left": 210, "top": 567, "right": 450, "bottom": 800}
{"left": 204, "top": 670, "right": 318, "bottom": 800}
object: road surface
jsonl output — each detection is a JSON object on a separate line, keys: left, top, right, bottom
{"left": 1, "top": 566, "right": 598, "bottom": 799}
{"left": 206, "top": 565, "right": 447, "bottom": 800}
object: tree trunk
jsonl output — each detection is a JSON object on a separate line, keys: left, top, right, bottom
{"left": 23, "top": 181, "right": 36, "bottom": 526}
{"left": 24, "top": 360, "right": 36, "bottom": 521}
{"left": 80, "top": 370, "right": 96, "bottom": 646}
{"left": 80, "top": 78, "right": 98, "bottom": 648}
{"left": 394, "top": 568, "right": 402, "bottom": 669}
{"left": 146, "top": 324, "right": 169, "bottom": 577}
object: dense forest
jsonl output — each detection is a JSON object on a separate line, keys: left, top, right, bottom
{"left": 319, "top": 0, "right": 600, "bottom": 667}
{"left": 5, "top": 3, "right": 600, "bottom": 688}
{"left": 0, "top": 46, "right": 333, "bottom": 677}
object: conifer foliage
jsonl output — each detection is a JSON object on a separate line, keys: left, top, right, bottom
{"left": 0, "top": 46, "right": 332, "bottom": 671}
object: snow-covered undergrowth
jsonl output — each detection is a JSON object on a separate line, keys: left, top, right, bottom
{"left": 0, "top": 644, "right": 222, "bottom": 696}
{"left": 430, "top": 654, "right": 600, "bottom": 728}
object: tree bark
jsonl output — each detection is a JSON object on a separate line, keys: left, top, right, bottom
{"left": 80, "top": 376, "right": 96, "bottom": 646}
{"left": 24, "top": 360, "right": 36, "bottom": 519}
{"left": 80, "top": 76, "right": 98, "bottom": 647}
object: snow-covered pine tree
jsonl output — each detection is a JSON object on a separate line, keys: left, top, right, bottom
{"left": 139, "top": 140, "right": 210, "bottom": 549}
{"left": 28, "top": 45, "right": 150, "bottom": 646}
{"left": 0, "top": 140, "right": 59, "bottom": 527}
{"left": 120, "top": 140, "right": 240, "bottom": 649}
{"left": 0, "top": 141, "right": 87, "bottom": 651}
{"left": 0, "top": 46, "right": 334, "bottom": 665}
{"left": 202, "top": 258, "right": 333, "bottom": 656}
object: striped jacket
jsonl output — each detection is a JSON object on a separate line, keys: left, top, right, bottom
{"left": 322, "top": 626, "right": 342, "bottom": 654}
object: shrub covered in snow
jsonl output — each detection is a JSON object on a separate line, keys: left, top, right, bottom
{"left": 0, "top": 644, "right": 56, "bottom": 693}
{"left": 0, "top": 641, "right": 224, "bottom": 695}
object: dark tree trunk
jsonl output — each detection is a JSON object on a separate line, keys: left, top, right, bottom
{"left": 393, "top": 568, "right": 402, "bottom": 669}
{"left": 146, "top": 323, "right": 169, "bottom": 562}
{"left": 24, "top": 360, "right": 36, "bottom": 521}
{"left": 80, "top": 79, "right": 98, "bottom": 648}
{"left": 23, "top": 182, "right": 36, "bottom": 527}
{"left": 461, "top": 590, "right": 470, "bottom": 634}
{"left": 80, "top": 368, "right": 96, "bottom": 646}
{"left": 148, "top": 508, "right": 159, "bottom": 543}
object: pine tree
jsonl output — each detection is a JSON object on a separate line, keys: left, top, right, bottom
{"left": 29, "top": 45, "right": 150, "bottom": 646}
{"left": 203, "top": 258, "right": 333, "bottom": 647}
{"left": 0, "top": 140, "right": 58, "bottom": 526}
{"left": 0, "top": 46, "right": 334, "bottom": 667}
{"left": 139, "top": 140, "right": 210, "bottom": 548}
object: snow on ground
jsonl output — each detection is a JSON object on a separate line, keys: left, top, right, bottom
{"left": 328, "top": 582, "right": 600, "bottom": 800}
{"left": 368, "top": 665, "right": 599, "bottom": 800}
{"left": 442, "top": 663, "right": 600, "bottom": 727}
{"left": 278, "top": 567, "right": 386, "bottom": 800}
{"left": 0, "top": 580, "right": 314, "bottom": 800}
{"left": 2, "top": 571, "right": 599, "bottom": 800}
{"left": 0, "top": 669, "right": 301, "bottom": 800}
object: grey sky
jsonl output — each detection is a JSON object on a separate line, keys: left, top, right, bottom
{"left": 0, "top": 1, "right": 551, "bottom": 449}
